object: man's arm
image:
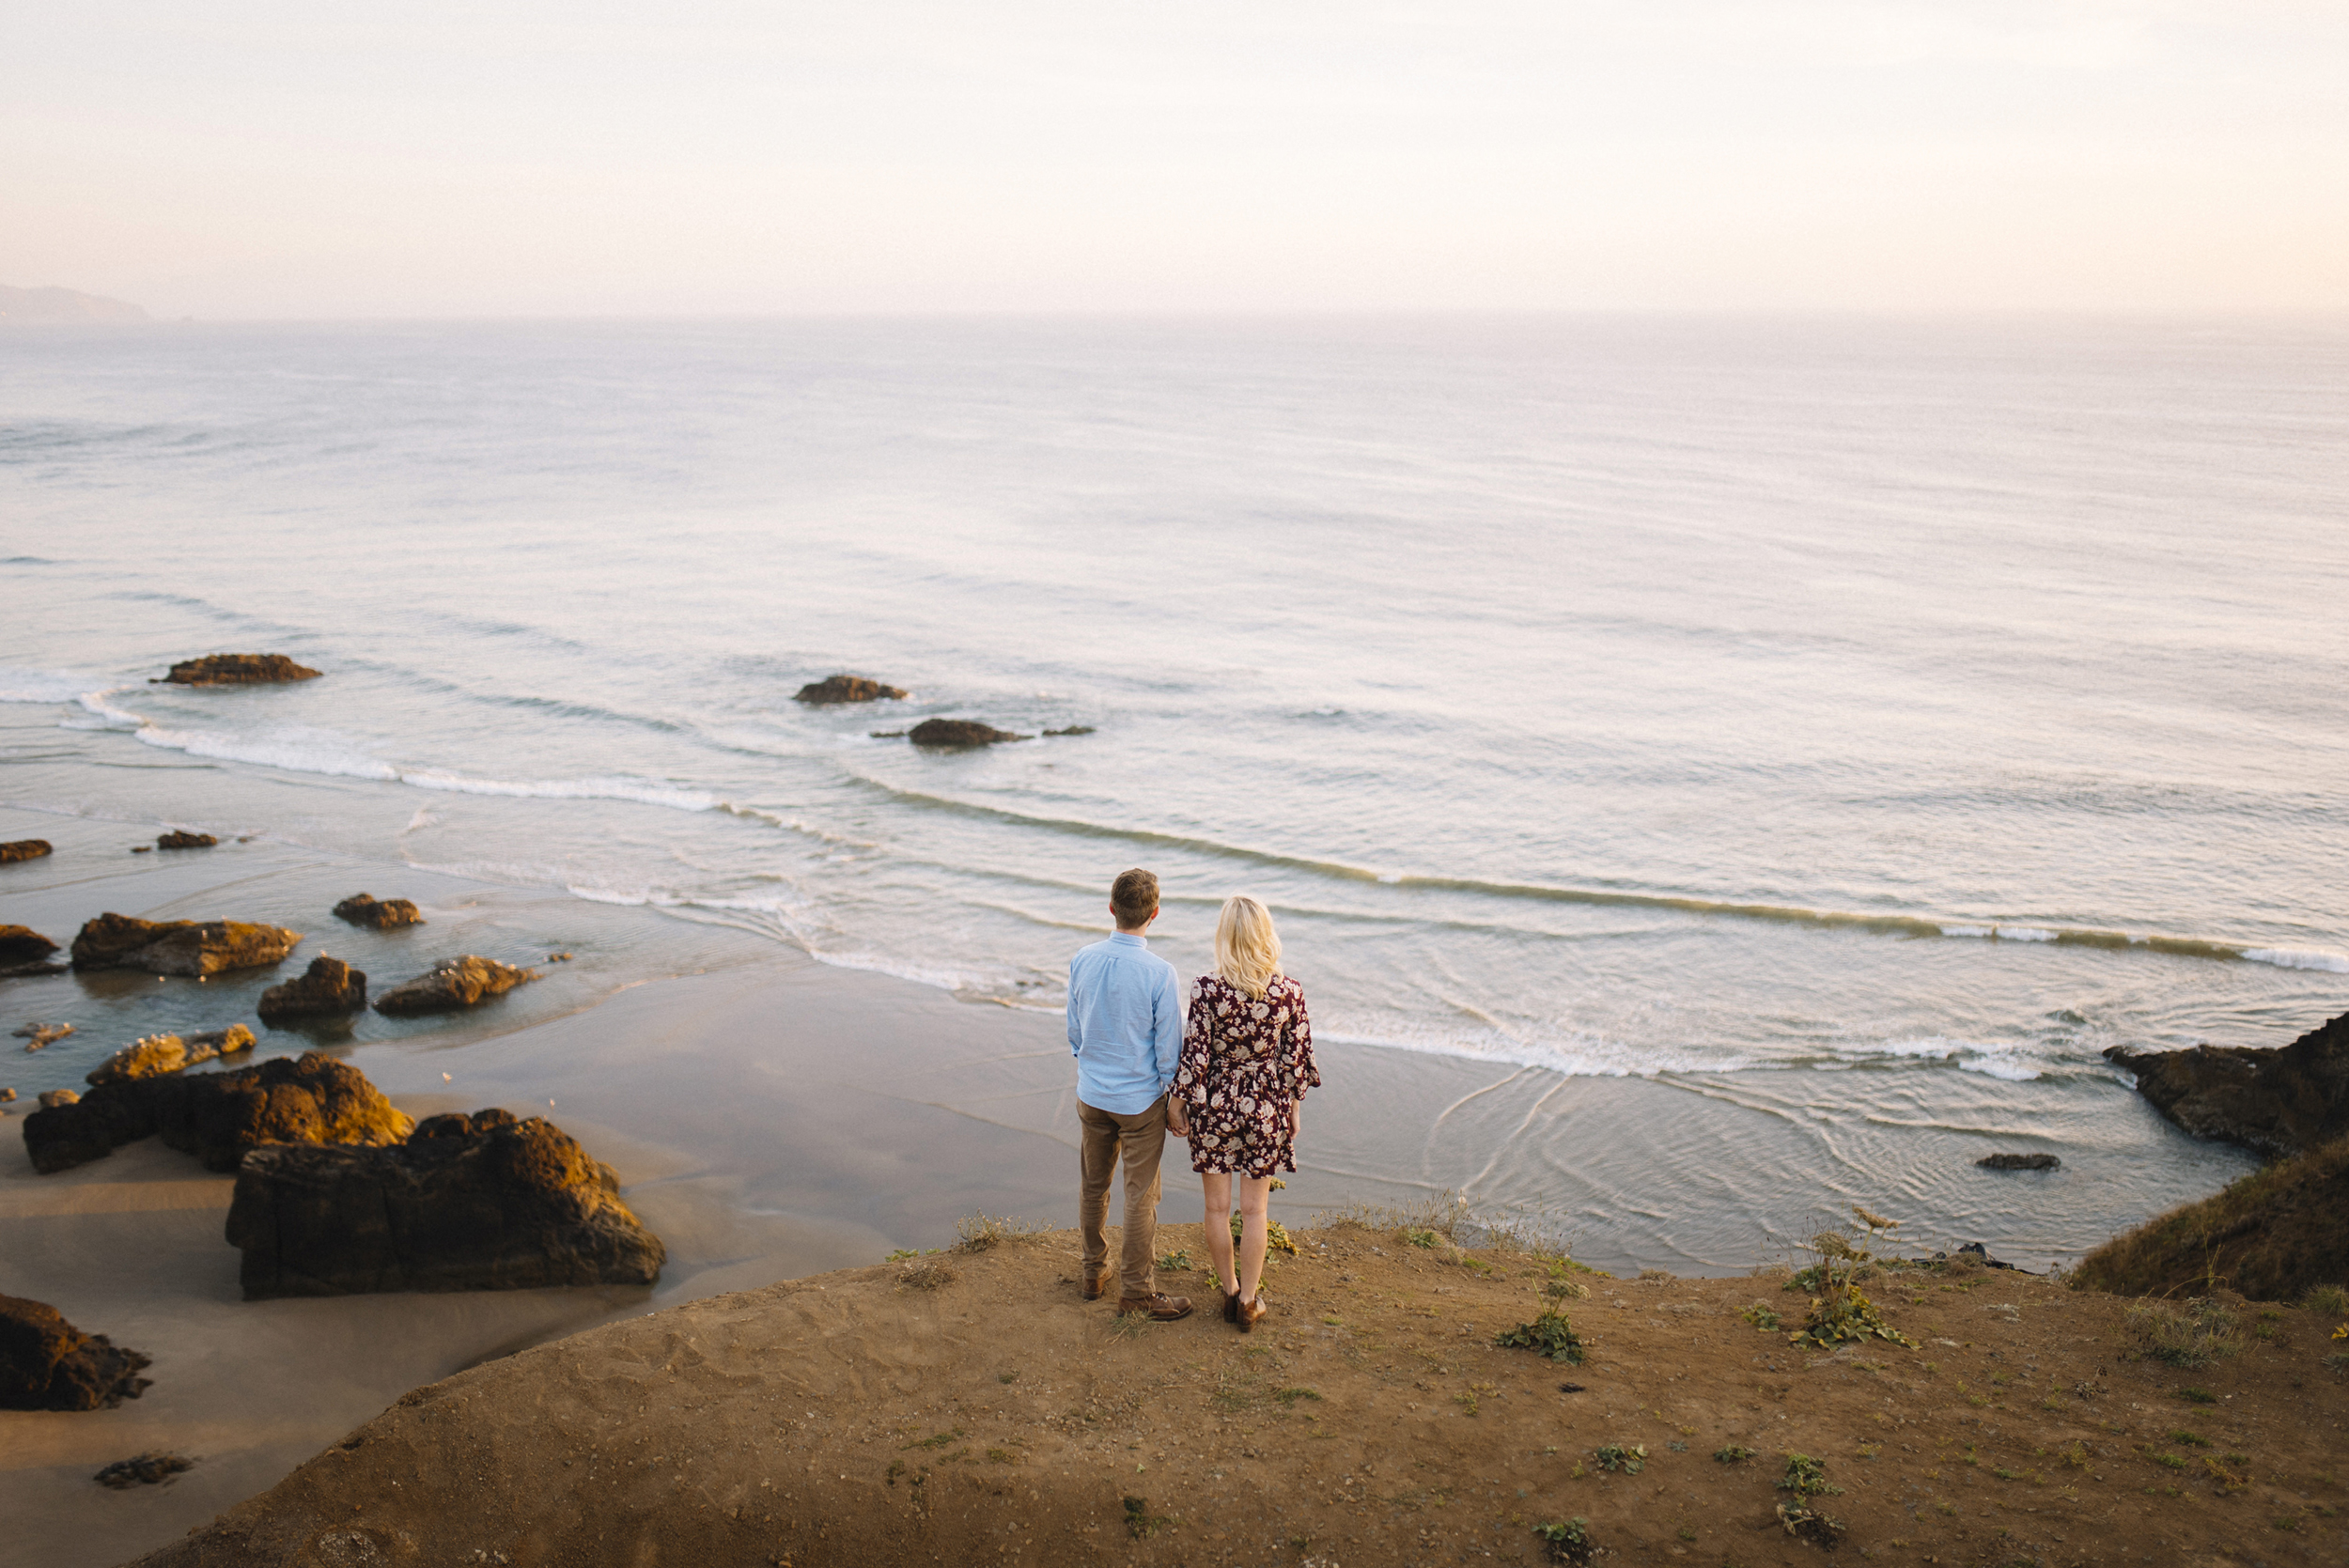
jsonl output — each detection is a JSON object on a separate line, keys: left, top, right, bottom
{"left": 1152, "top": 967, "right": 1183, "bottom": 1098}
{"left": 1066, "top": 956, "right": 1084, "bottom": 1057}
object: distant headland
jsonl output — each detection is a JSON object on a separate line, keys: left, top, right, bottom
{"left": 0, "top": 284, "right": 149, "bottom": 322}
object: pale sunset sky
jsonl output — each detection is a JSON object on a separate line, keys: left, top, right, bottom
{"left": 4, "top": 1, "right": 2344, "bottom": 318}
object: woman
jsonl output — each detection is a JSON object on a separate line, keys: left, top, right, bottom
{"left": 1174, "top": 894, "right": 1320, "bottom": 1330}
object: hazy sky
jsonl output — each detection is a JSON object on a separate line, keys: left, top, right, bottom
{"left": 6, "top": 2, "right": 2345, "bottom": 318}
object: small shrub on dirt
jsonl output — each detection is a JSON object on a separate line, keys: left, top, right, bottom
{"left": 1715, "top": 1444, "right": 1757, "bottom": 1464}
{"left": 1496, "top": 1308, "right": 1585, "bottom": 1364}
{"left": 1532, "top": 1516, "right": 1594, "bottom": 1565}
{"left": 2173, "top": 1385, "right": 2217, "bottom": 1404}
{"left": 2125, "top": 1298, "right": 2242, "bottom": 1368}
{"left": 1157, "top": 1248, "right": 1192, "bottom": 1270}
{"left": 897, "top": 1260, "right": 957, "bottom": 1291}
{"left": 1122, "top": 1496, "right": 1166, "bottom": 1540}
{"left": 1776, "top": 1452, "right": 1846, "bottom": 1545}
{"left": 957, "top": 1213, "right": 1047, "bottom": 1251}
{"left": 1740, "top": 1301, "right": 1782, "bottom": 1331}
{"left": 2302, "top": 1282, "right": 2349, "bottom": 1316}
{"left": 1591, "top": 1443, "right": 1645, "bottom": 1474}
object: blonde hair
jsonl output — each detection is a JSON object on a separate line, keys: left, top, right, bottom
{"left": 1214, "top": 895, "right": 1283, "bottom": 999}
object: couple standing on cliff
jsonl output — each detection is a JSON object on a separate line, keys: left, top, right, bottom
{"left": 1067, "top": 867, "right": 1321, "bottom": 1328}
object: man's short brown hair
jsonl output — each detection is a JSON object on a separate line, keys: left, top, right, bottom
{"left": 1111, "top": 868, "right": 1159, "bottom": 929}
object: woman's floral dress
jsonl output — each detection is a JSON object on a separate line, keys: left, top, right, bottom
{"left": 1176, "top": 973, "right": 1320, "bottom": 1177}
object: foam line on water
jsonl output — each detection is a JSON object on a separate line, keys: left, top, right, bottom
{"left": 837, "top": 771, "right": 2324, "bottom": 970}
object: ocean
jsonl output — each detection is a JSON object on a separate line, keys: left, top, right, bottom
{"left": 4, "top": 313, "right": 2344, "bottom": 1267}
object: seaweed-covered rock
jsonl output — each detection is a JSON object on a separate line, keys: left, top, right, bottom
{"left": 907, "top": 718, "right": 1031, "bottom": 750}
{"left": 23, "top": 1051, "right": 412, "bottom": 1174}
{"left": 794, "top": 675, "right": 908, "bottom": 705}
{"left": 2107, "top": 1009, "right": 2349, "bottom": 1160}
{"left": 1977, "top": 1153, "right": 2061, "bottom": 1172}
{"left": 154, "top": 653, "right": 320, "bottom": 686}
{"left": 257, "top": 955, "right": 367, "bottom": 1024}
{"left": 156, "top": 831, "right": 217, "bottom": 850}
{"left": 375, "top": 955, "right": 537, "bottom": 1017}
{"left": 227, "top": 1110, "right": 665, "bottom": 1297}
{"left": 70, "top": 913, "right": 302, "bottom": 977}
{"left": 0, "top": 1294, "right": 152, "bottom": 1411}
{"left": 0, "top": 926, "right": 58, "bottom": 965}
{"left": 85, "top": 1025, "right": 255, "bottom": 1085}
{"left": 0, "top": 839, "right": 53, "bottom": 863}
{"left": 333, "top": 893, "right": 423, "bottom": 929}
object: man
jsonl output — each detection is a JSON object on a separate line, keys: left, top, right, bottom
{"left": 1066, "top": 866, "right": 1193, "bottom": 1320}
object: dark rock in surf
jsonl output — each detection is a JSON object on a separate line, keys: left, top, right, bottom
{"left": 794, "top": 675, "right": 908, "bottom": 706}
{"left": 908, "top": 718, "right": 1032, "bottom": 750}
{"left": 0, "top": 839, "right": 52, "bottom": 863}
{"left": 70, "top": 912, "right": 302, "bottom": 977}
{"left": 85, "top": 1025, "right": 256, "bottom": 1085}
{"left": 2106, "top": 1010, "right": 2349, "bottom": 1160}
{"left": 258, "top": 955, "right": 368, "bottom": 1025}
{"left": 22, "top": 1050, "right": 412, "bottom": 1175}
{"left": 1954, "top": 1242, "right": 2018, "bottom": 1270}
{"left": 1043, "top": 726, "right": 1096, "bottom": 737}
{"left": 1977, "top": 1153, "right": 2061, "bottom": 1172}
{"left": 0, "top": 1294, "right": 152, "bottom": 1411}
{"left": 227, "top": 1109, "right": 664, "bottom": 1298}
{"left": 156, "top": 831, "right": 217, "bottom": 850}
{"left": 0, "top": 926, "right": 58, "bottom": 966}
{"left": 154, "top": 653, "right": 320, "bottom": 686}
{"left": 95, "top": 1452, "right": 194, "bottom": 1487}
{"left": 374, "top": 955, "right": 537, "bottom": 1017}
{"left": 334, "top": 893, "right": 423, "bottom": 929}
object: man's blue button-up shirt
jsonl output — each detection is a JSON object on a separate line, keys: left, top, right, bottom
{"left": 1066, "top": 932, "right": 1182, "bottom": 1115}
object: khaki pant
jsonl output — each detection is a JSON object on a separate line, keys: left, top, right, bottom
{"left": 1078, "top": 1095, "right": 1167, "bottom": 1300}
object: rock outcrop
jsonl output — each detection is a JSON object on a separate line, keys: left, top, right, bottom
{"left": 2107, "top": 1009, "right": 2349, "bottom": 1159}
{"left": 333, "top": 893, "right": 423, "bottom": 929}
{"left": 70, "top": 913, "right": 302, "bottom": 976}
{"left": 96, "top": 1452, "right": 194, "bottom": 1488}
{"left": 375, "top": 955, "right": 537, "bottom": 1017}
{"left": 908, "top": 718, "right": 1032, "bottom": 750}
{"left": 795, "top": 675, "right": 909, "bottom": 705}
{"left": 22, "top": 1051, "right": 412, "bottom": 1174}
{"left": 1976, "top": 1153, "right": 2060, "bottom": 1172}
{"left": 85, "top": 1025, "right": 256, "bottom": 1085}
{"left": 156, "top": 831, "right": 217, "bottom": 850}
{"left": 0, "top": 1294, "right": 152, "bottom": 1411}
{"left": 0, "top": 839, "right": 54, "bottom": 863}
{"left": 257, "top": 955, "right": 367, "bottom": 1025}
{"left": 227, "top": 1109, "right": 665, "bottom": 1298}
{"left": 0, "top": 925, "right": 58, "bottom": 965}
{"left": 13, "top": 1022, "right": 71, "bottom": 1049}
{"left": 154, "top": 654, "right": 320, "bottom": 686}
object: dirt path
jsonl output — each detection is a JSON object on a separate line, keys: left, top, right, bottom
{"left": 128, "top": 1221, "right": 2348, "bottom": 1567}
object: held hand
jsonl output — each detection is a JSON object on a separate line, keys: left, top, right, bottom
{"left": 1166, "top": 1106, "right": 1190, "bottom": 1139}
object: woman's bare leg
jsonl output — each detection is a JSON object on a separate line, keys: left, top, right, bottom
{"left": 1201, "top": 1172, "right": 1237, "bottom": 1296}
{"left": 1237, "top": 1175, "right": 1274, "bottom": 1303}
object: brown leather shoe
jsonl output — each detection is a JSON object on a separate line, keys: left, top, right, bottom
{"left": 1115, "top": 1293, "right": 1194, "bottom": 1321}
{"left": 1235, "top": 1294, "right": 1268, "bottom": 1332}
{"left": 1221, "top": 1289, "right": 1242, "bottom": 1324}
{"left": 1081, "top": 1265, "right": 1113, "bottom": 1301}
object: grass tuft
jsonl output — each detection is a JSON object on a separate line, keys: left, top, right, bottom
{"left": 956, "top": 1212, "right": 1049, "bottom": 1252}
{"left": 2124, "top": 1298, "right": 2243, "bottom": 1368}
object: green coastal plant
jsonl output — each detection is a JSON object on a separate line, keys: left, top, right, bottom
{"left": 1740, "top": 1302, "right": 1782, "bottom": 1331}
{"left": 1532, "top": 1516, "right": 1594, "bottom": 1565}
{"left": 956, "top": 1212, "right": 1048, "bottom": 1251}
{"left": 1591, "top": 1443, "right": 1645, "bottom": 1474}
{"left": 1496, "top": 1307, "right": 1585, "bottom": 1364}
{"left": 1714, "top": 1444, "right": 1757, "bottom": 1464}
{"left": 1787, "top": 1225, "right": 1915, "bottom": 1351}
{"left": 1230, "top": 1214, "right": 1299, "bottom": 1255}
